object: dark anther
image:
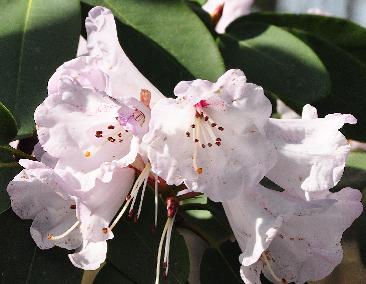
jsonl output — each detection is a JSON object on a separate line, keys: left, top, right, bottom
{"left": 95, "top": 130, "right": 103, "bottom": 138}
{"left": 108, "top": 137, "right": 116, "bottom": 142}
{"left": 108, "top": 125, "right": 115, "bottom": 129}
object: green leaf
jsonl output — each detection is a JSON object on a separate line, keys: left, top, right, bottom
{"left": 241, "top": 12, "right": 366, "bottom": 64}
{"left": 200, "top": 240, "right": 242, "bottom": 284}
{"left": 82, "top": 0, "right": 225, "bottom": 84}
{"left": 181, "top": 195, "right": 233, "bottom": 245}
{"left": 0, "top": 0, "right": 81, "bottom": 138}
{"left": 347, "top": 152, "right": 366, "bottom": 171}
{"left": 0, "top": 101, "right": 17, "bottom": 144}
{"left": 0, "top": 151, "right": 21, "bottom": 214}
{"left": 0, "top": 209, "right": 83, "bottom": 283}
{"left": 287, "top": 30, "right": 366, "bottom": 141}
{"left": 219, "top": 21, "right": 331, "bottom": 107}
{"left": 107, "top": 190, "right": 189, "bottom": 283}
{"left": 94, "top": 262, "right": 135, "bottom": 284}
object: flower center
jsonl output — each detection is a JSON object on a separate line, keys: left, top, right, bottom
{"left": 186, "top": 100, "right": 225, "bottom": 174}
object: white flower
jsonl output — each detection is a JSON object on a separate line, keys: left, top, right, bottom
{"left": 143, "top": 69, "right": 276, "bottom": 201}
{"left": 203, "top": 0, "right": 254, "bottom": 33}
{"left": 265, "top": 104, "right": 356, "bottom": 199}
{"left": 223, "top": 185, "right": 363, "bottom": 284}
{"left": 35, "top": 6, "right": 162, "bottom": 190}
{"left": 7, "top": 159, "right": 135, "bottom": 270}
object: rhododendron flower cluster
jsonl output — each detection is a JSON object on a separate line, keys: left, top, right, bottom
{"left": 6, "top": 6, "right": 362, "bottom": 284}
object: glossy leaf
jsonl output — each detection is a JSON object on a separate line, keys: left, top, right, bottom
{"left": 107, "top": 190, "right": 190, "bottom": 283}
{"left": 0, "top": 151, "right": 21, "bottom": 214}
{"left": 219, "top": 21, "right": 331, "bottom": 107}
{"left": 0, "top": 209, "right": 83, "bottom": 283}
{"left": 0, "top": 101, "right": 17, "bottom": 144}
{"left": 200, "top": 240, "right": 242, "bottom": 284}
{"left": 94, "top": 263, "right": 135, "bottom": 284}
{"left": 0, "top": 0, "right": 80, "bottom": 137}
{"left": 181, "top": 195, "right": 233, "bottom": 245}
{"left": 82, "top": 0, "right": 225, "bottom": 84}
{"left": 241, "top": 12, "right": 366, "bottom": 64}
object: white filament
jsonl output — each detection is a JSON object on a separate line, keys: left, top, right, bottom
{"left": 48, "top": 220, "right": 80, "bottom": 240}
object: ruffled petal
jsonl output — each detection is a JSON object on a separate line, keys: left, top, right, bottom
{"left": 225, "top": 186, "right": 362, "bottom": 284}
{"left": 240, "top": 261, "right": 263, "bottom": 284}
{"left": 48, "top": 56, "right": 109, "bottom": 96}
{"left": 36, "top": 77, "right": 136, "bottom": 190}
{"left": 262, "top": 188, "right": 362, "bottom": 283}
{"left": 265, "top": 104, "right": 356, "bottom": 197}
{"left": 69, "top": 241, "right": 107, "bottom": 270}
{"left": 85, "top": 6, "right": 164, "bottom": 105}
{"left": 223, "top": 185, "right": 325, "bottom": 266}
{"left": 6, "top": 160, "right": 82, "bottom": 250}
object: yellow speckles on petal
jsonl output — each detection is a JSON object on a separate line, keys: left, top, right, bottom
{"left": 84, "top": 151, "right": 91, "bottom": 158}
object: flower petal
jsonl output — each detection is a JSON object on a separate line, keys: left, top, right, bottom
{"left": 7, "top": 160, "right": 82, "bottom": 250}
{"left": 69, "top": 241, "right": 107, "bottom": 270}
{"left": 261, "top": 188, "right": 362, "bottom": 283}
{"left": 48, "top": 56, "right": 109, "bottom": 97}
{"left": 77, "top": 167, "right": 135, "bottom": 242}
{"left": 36, "top": 77, "right": 136, "bottom": 190}
{"left": 265, "top": 104, "right": 356, "bottom": 197}
{"left": 85, "top": 6, "right": 164, "bottom": 105}
{"left": 225, "top": 186, "right": 362, "bottom": 284}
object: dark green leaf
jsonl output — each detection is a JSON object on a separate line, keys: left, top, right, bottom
{"left": 0, "top": 151, "right": 21, "bottom": 214}
{"left": 0, "top": 101, "right": 17, "bottom": 144}
{"left": 241, "top": 12, "right": 366, "bottom": 64}
{"left": 219, "top": 21, "right": 330, "bottom": 107}
{"left": 0, "top": 0, "right": 80, "bottom": 138}
{"left": 200, "top": 240, "right": 242, "bottom": 284}
{"left": 181, "top": 195, "right": 233, "bottom": 245}
{"left": 82, "top": 0, "right": 225, "bottom": 85}
{"left": 94, "top": 262, "right": 135, "bottom": 284}
{"left": 0, "top": 209, "right": 83, "bottom": 283}
{"left": 107, "top": 190, "right": 189, "bottom": 283}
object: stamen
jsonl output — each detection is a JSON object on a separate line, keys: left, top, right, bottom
{"left": 164, "top": 215, "right": 175, "bottom": 277}
{"left": 261, "top": 252, "right": 287, "bottom": 284}
{"left": 192, "top": 117, "right": 202, "bottom": 174}
{"left": 47, "top": 221, "right": 80, "bottom": 240}
{"left": 155, "top": 218, "right": 171, "bottom": 284}
{"left": 136, "top": 172, "right": 149, "bottom": 220}
{"left": 155, "top": 197, "right": 178, "bottom": 283}
{"left": 154, "top": 175, "right": 159, "bottom": 229}
{"left": 109, "top": 163, "right": 151, "bottom": 230}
